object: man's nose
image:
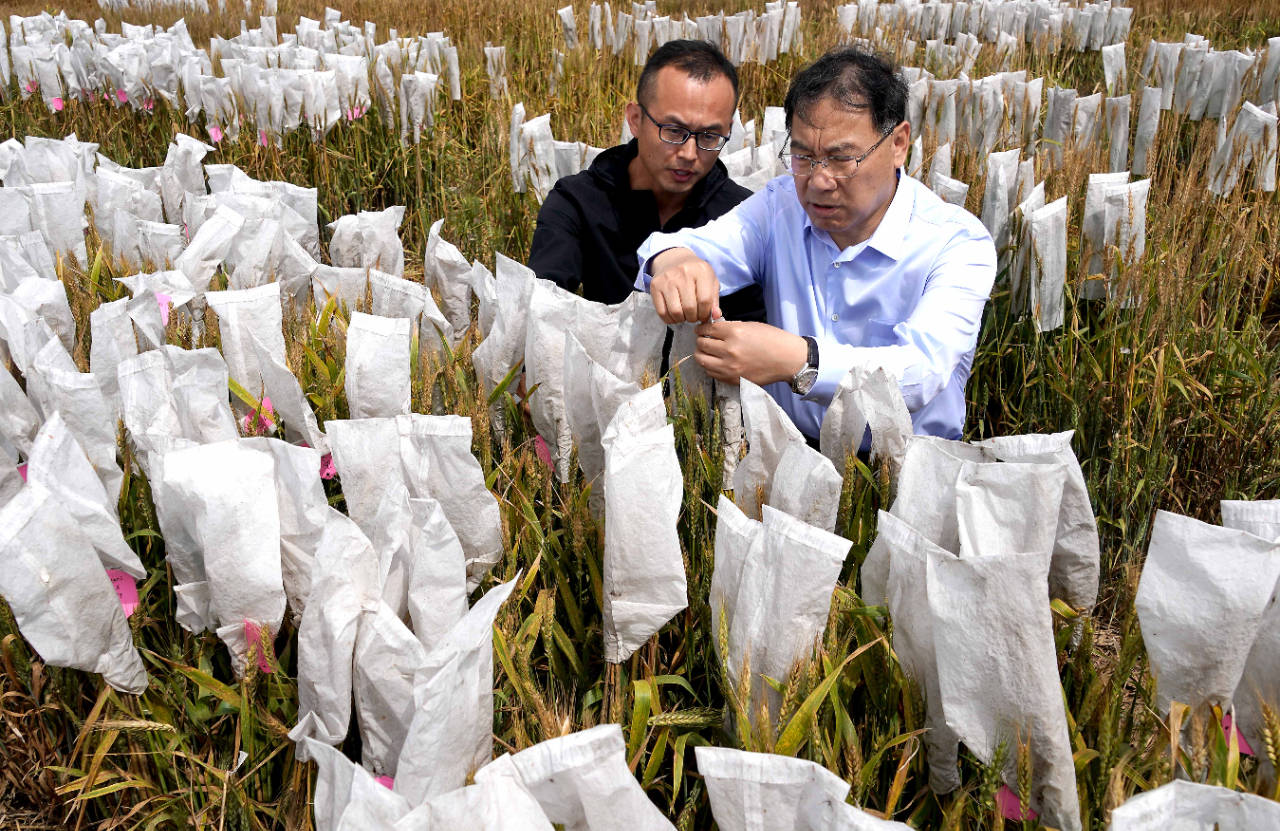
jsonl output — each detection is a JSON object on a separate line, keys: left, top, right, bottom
{"left": 809, "top": 163, "right": 840, "bottom": 189}
{"left": 675, "top": 136, "right": 699, "bottom": 163}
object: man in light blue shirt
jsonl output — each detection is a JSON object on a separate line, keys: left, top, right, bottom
{"left": 635, "top": 48, "right": 996, "bottom": 441}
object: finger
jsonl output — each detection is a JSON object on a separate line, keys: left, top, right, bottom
{"left": 657, "top": 283, "right": 683, "bottom": 324}
{"left": 695, "top": 277, "right": 715, "bottom": 323}
{"left": 679, "top": 278, "right": 700, "bottom": 323}
{"left": 695, "top": 335, "right": 728, "bottom": 358}
{"left": 651, "top": 280, "right": 670, "bottom": 321}
{"left": 694, "top": 320, "right": 725, "bottom": 339}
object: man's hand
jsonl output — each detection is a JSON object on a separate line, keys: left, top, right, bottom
{"left": 693, "top": 320, "right": 808, "bottom": 387}
{"left": 649, "top": 248, "right": 721, "bottom": 324}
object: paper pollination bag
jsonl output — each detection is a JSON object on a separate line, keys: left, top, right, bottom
{"left": 929, "top": 547, "right": 1081, "bottom": 831}
{"left": 600, "top": 385, "right": 686, "bottom": 662}
{"left": 328, "top": 205, "right": 406, "bottom": 277}
{"left": 820, "top": 363, "right": 914, "bottom": 478}
{"left": 525, "top": 282, "right": 664, "bottom": 482}
{"left": 424, "top": 218, "right": 474, "bottom": 341}
{"left": 1108, "top": 779, "right": 1280, "bottom": 829}
{"left": 25, "top": 336, "right": 124, "bottom": 501}
{"left": 396, "top": 413, "right": 505, "bottom": 590}
{"left": 0, "top": 481, "right": 148, "bottom": 694}
{"left": 0, "top": 362, "right": 40, "bottom": 456}
{"left": 392, "top": 774, "right": 555, "bottom": 831}
{"left": 710, "top": 496, "right": 851, "bottom": 728}
{"left": 394, "top": 577, "right": 518, "bottom": 804}
{"left": 305, "top": 738, "right": 410, "bottom": 830}
{"left": 1028, "top": 196, "right": 1068, "bottom": 331}
{"left": 344, "top": 311, "right": 412, "bottom": 418}
{"left": 26, "top": 412, "right": 144, "bottom": 578}
{"left": 290, "top": 510, "right": 381, "bottom": 758}
{"left": 734, "top": 379, "right": 842, "bottom": 532}
{"left": 1135, "top": 510, "right": 1280, "bottom": 714}
{"left": 474, "top": 724, "right": 676, "bottom": 831}
{"left": 472, "top": 252, "right": 535, "bottom": 398}
{"left": 562, "top": 331, "right": 640, "bottom": 517}
{"left": 353, "top": 600, "right": 428, "bottom": 777}
{"left": 160, "top": 439, "right": 287, "bottom": 676}
{"left": 1220, "top": 499, "right": 1280, "bottom": 773}
{"left": 206, "top": 282, "right": 286, "bottom": 403}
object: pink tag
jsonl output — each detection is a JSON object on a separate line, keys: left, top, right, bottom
{"left": 375, "top": 776, "right": 394, "bottom": 789}
{"left": 533, "top": 435, "right": 552, "bottom": 468}
{"left": 115, "top": 88, "right": 128, "bottom": 104}
{"left": 1223, "top": 713, "right": 1255, "bottom": 755}
{"left": 143, "top": 97, "right": 155, "bottom": 112}
{"left": 996, "top": 785, "right": 1037, "bottom": 821}
{"left": 319, "top": 453, "right": 336, "bottom": 480}
{"left": 259, "top": 129, "right": 269, "bottom": 147}
{"left": 24, "top": 79, "right": 38, "bottom": 93}
{"left": 51, "top": 97, "right": 64, "bottom": 112}
{"left": 156, "top": 292, "right": 172, "bottom": 326}
{"left": 16, "top": 463, "right": 27, "bottom": 482}
{"left": 107, "top": 569, "right": 139, "bottom": 618}
{"left": 243, "top": 620, "right": 275, "bottom": 674}
{"left": 208, "top": 124, "right": 224, "bottom": 143}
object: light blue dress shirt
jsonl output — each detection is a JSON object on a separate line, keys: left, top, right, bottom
{"left": 635, "top": 173, "right": 996, "bottom": 440}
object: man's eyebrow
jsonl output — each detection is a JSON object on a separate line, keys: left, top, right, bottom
{"left": 656, "top": 114, "right": 728, "bottom": 134}
{"left": 788, "top": 140, "right": 859, "bottom": 154}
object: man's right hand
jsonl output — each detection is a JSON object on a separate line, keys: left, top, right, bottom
{"left": 649, "top": 248, "right": 722, "bottom": 324}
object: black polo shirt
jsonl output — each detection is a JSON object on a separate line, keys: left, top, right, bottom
{"left": 527, "top": 139, "right": 766, "bottom": 322}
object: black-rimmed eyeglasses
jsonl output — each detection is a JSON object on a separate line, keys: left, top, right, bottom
{"left": 638, "top": 103, "right": 730, "bottom": 152}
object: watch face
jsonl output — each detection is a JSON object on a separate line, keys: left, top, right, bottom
{"left": 792, "top": 367, "right": 818, "bottom": 395}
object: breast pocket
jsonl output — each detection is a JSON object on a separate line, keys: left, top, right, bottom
{"left": 864, "top": 318, "right": 901, "bottom": 347}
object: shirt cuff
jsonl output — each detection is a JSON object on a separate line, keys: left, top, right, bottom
{"left": 802, "top": 338, "right": 861, "bottom": 408}
{"left": 634, "top": 246, "right": 681, "bottom": 292}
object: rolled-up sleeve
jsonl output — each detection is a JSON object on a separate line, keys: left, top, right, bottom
{"left": 635, "top": 187, "right": 773, "bottom": 295}
{"left": 804, "top": 225, "right": 996, "bottom": 412}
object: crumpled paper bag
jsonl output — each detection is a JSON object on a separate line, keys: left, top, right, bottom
{"left": 328, "top": 206, "right": 405, "bottom": 277}
{"left": 562, "top": 331, "right": 640, "bottom": 516}
{"left": 291, "top": 510, "right": 380, "bottom": 758}
{"left": 424, "top": 218, "right": 475, "bottom": 342}
{"left": 353, "top": 600, "right": 428, "bottom": 777}
{"left": 823, "top": 364, "right": 913, "bottom": 477}
{"left": 710, "top": 496, "right": 851, "bottom": 727}
{"left": 401, "top": 497, "right": 469, "bottom": 651}
{"left": 600, "top": 385, "right": 686, "bottom": 662}
{"left": 175, "top": 203, "right": 244, "bottom": 296}
{"left": 0, "top": 481, "right": 147, "bottom": 694}
{"left": 0, "top": 362, "right": 40, "bottom": 456}
{"left": 206, "top": 282, "right": 285, "bottom": 403}
{"left": 394, "top": 577, "right": 519, "bottom": 804}
{"left": 25, "top": 336, "right": 124, "bottom": 500}
{"left": 889, "top": 437, "right": 994, "bottom": 552}
{"left": 474, "top": 723, "right": 675, "bottom": 831}
{"left": 393, "top": 775, "right": 554, "bottom": 830}
{"left": 161, "top": 440, "right": 286, "bottom": 676}
{"left": 305, "top": 737, "right": 410, "bottom": 831}
{"left": 954, "top": 459, "right": 1065, "bottom": 559}
{"left": 325, "top": 417, "right": 401, "bottom": 536}
{"left": 695, "top": 746, "right": 852, "bottom": 831}
{"left": 976, "top": 431, "right": 1101, "bottom": 611}
{"left": 1135, "top": 509, "right": 1280, "bottom": 713}
{"left": 732, "top": 378, "right": 804, "bottom": 518}
{"left": 344, "top": 312, "right": 411, "bottom": 418}
{"left": 928, "top": 547, "right": 1081, "bottom": 831}
{"left": 472, "top": 253, "right": 535, "bottom": 397}
{"left": 1108, "top": 779, "right": 1280, "bottom": 829}
{"left": 26, "top": 411, "right": 144, "bottom": 578}
{"left": 397, "top": 414, "right": 505, "bottom": 590}
{"left": 860, "top": 509, "right": 962, "bottom": 794}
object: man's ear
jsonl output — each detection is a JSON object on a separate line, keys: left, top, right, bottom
{"left": 624, "top": 101, "right": 641, "bottom": 139}
{"left": 891, "top": 120, "right": 911, "bottom": 168}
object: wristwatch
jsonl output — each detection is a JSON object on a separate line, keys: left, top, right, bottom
{"left": 790, "top": 336, "right": 819, "bottom": 395}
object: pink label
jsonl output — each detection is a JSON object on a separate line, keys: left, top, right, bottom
{"left": 534, "top": 435, "right": 552, "bottom": 468}
{"left": 156, "top": 292, "right": 172, "bottom": 326}
{"left": 243, "top": 620, "right": 275, "bottom": 674}
{"left": 319, "top": 453, "right": 336, "bottom": 480}
{"left": 51, "top": 97, "right": 64, "bottom": 112}
{"left": 1223, "top": 713, "right": 1255, "bottom": 755}
{"left": 375, "top": 776, "right": 394, "bottom": 789}
{"left": 996, "top": 785, "right": 1037, "bottom": 821}
{"left": 107, "top": 569, "right": 139, "bottom": 618}
{"left": 16, "top": 463, "right": 27, "bottom": 482}
{"left": 208, "top": 124, "right": 224, "bottom": 143}
{"left": 115, "top": 88, "right": 128, "bottom": 103}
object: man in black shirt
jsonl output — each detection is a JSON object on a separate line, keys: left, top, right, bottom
{"left": 528, "top": 39, "right": 765, "bottom": 322}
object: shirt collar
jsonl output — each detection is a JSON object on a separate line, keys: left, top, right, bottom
{"left": 800, "top": 169, "right": 915, "bottom": 262}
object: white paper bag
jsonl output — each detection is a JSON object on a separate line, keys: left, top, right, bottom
{"left": 1108, "top": 779, "right": 1280, "bottom": 829}
{"left": 344, "top": 311, "right": 411, "bottom": 418}
{"left": 600, "top": 386, "right": 686, "bottom": 662}
{"left": 474, "top": 724, "right": 675, "bottom": 831}
{"left": 696, "top": 746, "right": 851, "bottom": 831}
{"left": 0, "top": 481, "right": 147, "bottom": 694}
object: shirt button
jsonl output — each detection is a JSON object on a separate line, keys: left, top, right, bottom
{"left": 834, "top": 262, "right": 842, "bottom": 268}
{"left": 830, "top": 313, "right": 839, "bottom": 322}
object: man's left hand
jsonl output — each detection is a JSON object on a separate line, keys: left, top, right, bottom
{"left": 693, "top": 320, "right": 808, "bottom": 387}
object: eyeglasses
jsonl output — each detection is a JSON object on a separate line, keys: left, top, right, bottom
{"left": 780, "top": 125, "right": 898, "bottom": 179}
{"left": 637, "top": 103, "right": 730, "bottom": 152}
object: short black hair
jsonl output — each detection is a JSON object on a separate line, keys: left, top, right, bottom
{"left": 637, "top": 39, "right": 739, "bottom": 109}
{"left": 783, "top": 48, "right": 907, "bottom": 135}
